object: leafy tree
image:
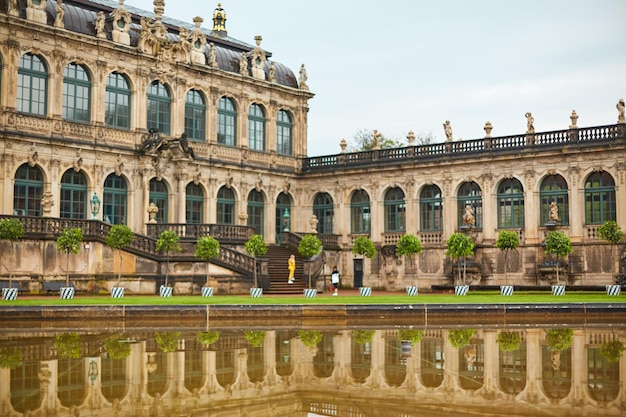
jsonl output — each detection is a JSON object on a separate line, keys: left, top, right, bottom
{"left": 0, "top": 347, "right": 23, "bottom": 369}
{"left": 156, "top": 230, "right": 182, "bottom": 287}
{"left": 497, "top": 332, "right": 521, "bottom": 352}
{"left": 244, "top": 234, "right": 267, "bottom": 288}
{"left": 544, "top": 231, "right": 573, "bottom": 285}
{"left": 55, "top": 332, "right": 81, "bottom": 359}
{"left": 244, "top": 330, "right": 266, "bottom": 347}
{"left": 298, "top": 330, "right": 323, "bottom": 348}
{"left": 352, "top": 330, "right": 375, "bottom": 345}
{"left": 600, "top": 340, "right": 625, "bottom": 363}
{"left": 194, "top": 235, "right": 220, "bottom": 287}
{"left": 196, "top": 331, "right": 220, "bottom": 346}
{"left": 597, "top": 220, "right": 624, "bottom": 277}
{"left": 352, "top": 236, "right": 376, "bottom": 259}
{"left": 105, "top": 224, "right": 135, "bottom": 287}
{"left": 56, "top": 228, "right": 83, "bottom": 287}
{"left": 445, "top": 233, "right": 475, "bottom": 286}
{"left": 0, "top": 218, "right": 25, "bottom": 288}
{"left": 448, "top": 329, "right": 476, "bottom": 349}
{"left": 298, "top": 234, "right": 322, "bottom": 288}
{"left": 398, "top": 329, "right": 424, "bottom": 345}
{"left": 156, "top": 331, "right": 181, "bottom": 352}
{"left": 495, "top": 230, "right": 520, "bottom": 286}
{"left": 104, "top": 335, "right": 132, "bottom": 359}
{"left": 396, "top": 234, "right": 424, "bottom": 287}
{"left": 347, "top": 129, "right": 404, "bottom": 152}
{"left": 545, "top": 329, "right": 573, "bottom": 352}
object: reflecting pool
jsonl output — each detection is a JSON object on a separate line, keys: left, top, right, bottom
{"left": 1, "top": 317, "right": 624, "bottom": 416}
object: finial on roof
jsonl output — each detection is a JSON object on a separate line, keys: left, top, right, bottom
{"left": 153, "top": 0, "right": 164, "bottom": 23}
{"left": 212, "top": 3, "right": 227, "bottom": 33}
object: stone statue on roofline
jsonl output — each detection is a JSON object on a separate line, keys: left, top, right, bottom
{"left": 443, "top": 120, "right": 453, "bottom": 142}
{"left": 617, "top": 98, "right": 625, "bottom": 124}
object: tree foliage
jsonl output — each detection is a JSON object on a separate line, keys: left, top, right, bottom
{"left": 544, "top": 231, "right": 573, "bottom": 285}
{"left": 156, "top": 230, "right": 182, "bottom": 287}
{"left": 448, "top": 329, "right": 476, "bottom": 349}
{"left": 352, "top": 330, "right": 375, "bottom": 345}
{"left": 398, "top": 330, "right": 424, "bottom": 345}
{"left": 352, "top": 236, "right": 376, "bottom": 259}
{"left": 298, "top": 330, "right": 323, "bottom": 348}
{"left": 298, "top": 234, "right": 323, "bottom": 288}
{"left": 600, "top": 340, "right": 625, "bottom": 363}
{"left": 105, "top": 224, "right": 135, "bottom": 286}
{"left": 396, "top": 233, "right": 424, "bottom": 286}
{"left": 55, "top": 332, "right": 82, "bottom": 359}
{"left": 104, "top": 336, "right": 132, "bottom": 360}
{"left": 598, "top": 221, "right": 624, "bottom": 275}
{"left": 545, "top": 329, "right": 573, "bottom": 352}
{"left": 0, "top": 218, "right": 25, "bottom": 286}
{"left": 244, "top": 330, "right": 266, "bottom": 347}
{"left": 196, "top": 331, "right": 220, "bottom": 346}
{"left": 244, "top": 234, "right": 267, "bottom": 288}
{"left": 56, "top": 228, "right": 83, "bottom": 287}
{"left": 497, "top": 332, "right": 522, "bottom": 352}
{"left": 156, "top": 331, "right": 181, "bottom": 353}
{"left": 445, "top": 233, "right": 475, "bottom": 285}
{"left": 195, "top": 235, "right": 220, "bottom": 287}
{"left": 347, "top": 128, "right": 434, "bottom": 152}
{"left": 496, "top": 230, "right": 520, "bottom": 285}
{"left": 0, "top": 347, "right": 23, "bottom": 369}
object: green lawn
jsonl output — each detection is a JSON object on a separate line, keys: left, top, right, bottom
{"left": 1, "top": 291, "right": 624, "bottom": 306}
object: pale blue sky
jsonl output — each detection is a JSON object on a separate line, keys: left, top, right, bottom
{"left": 130, "top": 0, "right": 626, "bottom": 156}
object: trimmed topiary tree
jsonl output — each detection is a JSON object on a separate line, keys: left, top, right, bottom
{"left": 544, "top": 231, "right": 573, "bottom": 285}
{"left": 545, "top": 329, "right": 573, "bottom": 352}
{"left": 298, "top": 234, "right": 322, "bottom": 288}
{"left": 56, "top": 228, "right": 83, "bottom": 288}
{"left": 298, "top": 330, "right": 323, "bottom": 348}
{"left": 194, "top": 235, "right": 220, "bottom": 288}
{"left": 0, "top": 218, "right": 25, "bottom": 289}
{"left": 598, "top": 220, "right": 624, "bottom": 279}
{"left": 244, "top": 330, "right": 266, "bottom": 347}
{"left": 105, "top": 224, "right": 135, "bottom": 287}
{"left": 196, "top": 331, "right": 220, "bottom": 346}
{"left": 352, "top": 330, "right": 375, "bottom": 345}
{"left": 396, "top": 234, "right": 424, "bottom": 287}
{"left": 445, "top": 233, "right": 475, "bottom": 286}
{"left": 497, "top": 332, "right": 522, "bottom": 352}
{"left": 156, "top": 331, "right": 181, "bottom": 353}
{"left": 495, "top": 230, "right": 520, "bottom": 286}
{"left": 0, "top": 347, "right": 23, "bottom": 369}
{"left": 104, "top": 335, "right": 132, "bottom": 360}
{"left": 398, "top": 330, "right": 424, "bottom": 346}
{"left": 55, "top": 332, "right": 82, "bottom": 359}
{"left": 244, "top": 234, "right": 267, "bottom": 288}
{"left": 352, "top": 236, "right": 376, "bottom": 259}
{"left": 448, "top": 329, "right": 477, "bottom": 349}
{"left": 600, "top": 340, "right": 625, "bottom": 363}
{"left": 156, "top": 230, "right": 182, "bottom": 288}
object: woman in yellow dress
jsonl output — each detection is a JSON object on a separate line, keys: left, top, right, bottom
{"left": 288, "top": 254, "right": 296, "bottom": 284}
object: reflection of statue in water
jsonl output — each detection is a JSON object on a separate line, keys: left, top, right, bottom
{"left": 463, "top": 204, "right": 475, "bottom": 227}
{"left": 464, "top": 345, "right": 476, "bottom": 371}
{"left": 548, "top": 201, "right": 559, "bottom": 222}
{"left": 443, "top": 120, "right": 453, "bottom": 142}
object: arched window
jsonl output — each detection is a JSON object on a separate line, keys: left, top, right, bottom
{"left": 313, "top": 193, "right": 334, "bottom": 234}
{"left": 276, "top": 110, "right": 292, "bottom": 156}
{"left": 105, "top": 72, "right": 131, "bottom": 129}
{"left": 103, "top": 174, "right": 128, "bottom": 224}
{"left": 458, "top": 181, "right": 482, "bottom": 230}
{"left": 247, "top": 190, "right": 265, "bottom": 235}
{"left": 147, "top": 81, "right": 171, "bottom": 134}
{"left": 149, "top": 178, "right": 169, "bottom": 224}
{"left": 384, "top": 187, "right": 405, "bottom": 232}
{"left": 497, "top": 178, "right": 525, "bottom": 228}
{"left": 186, "top": 182, "right": 204, "bottom": 224}
{"left": 13, "top": 164, "right": 43, "bottom": 216}
{"left": 17, "top": 53, "right": 47, "bottom": 116}
{"left": 540, "top": 174, "right": 569, "bottom": 225}
{"left": 275, "top": 192, "right": 291, "bottom": 241}
{"left": 420, "top": 185, "right": 442, "bottom": 231}
{"left": 60, "top": 170, "right": 87, "bottom": 219}
{"left": 185, "top": 89, "right": 206, "bottom": 141}
{"left": 217, "top": 97, "right": 237, "bottom": 146}
{"left": 351, "top": 190, "right": 371, "bottom": 234}
{"left": 584, "top": 171, "right": 616, "bottom": 224}
{"left": 62, "top": 63, "right": 91, "bottom": 123}
{"left": 248, "top": 104, "right": 265, "bottom": 151}
{"left": 216, "top": 186, "right": 235, "bottom": 224}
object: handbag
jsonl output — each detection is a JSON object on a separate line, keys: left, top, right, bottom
{"left": 329, "top": 283, "right": 334, "bottom": 291}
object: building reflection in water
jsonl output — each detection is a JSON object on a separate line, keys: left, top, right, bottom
{"left": 0, "top": 325, "right": 624, "bottom": 416}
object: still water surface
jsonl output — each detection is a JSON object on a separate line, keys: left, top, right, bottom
{"left": 1, "top": 319, "right": 624, "bottom": 416}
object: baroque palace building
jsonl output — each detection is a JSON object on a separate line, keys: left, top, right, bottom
{"left": 0, "top": 0, "right": 625, "bottom": 293}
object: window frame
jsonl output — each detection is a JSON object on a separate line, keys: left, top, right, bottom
{"left": 184, "top": 89, "right": 206, "bottom": 142}
{"left": 17, "top": 53, "right": 47, "bottom": 116}
{"left": 384, "top": 187, "right": 406, "bottom": 232}
{"left": 497, "top": 178, "right": 525, "bottom": 229}
{"left": 248, "top": 103, "right": 265, "bottom": 151}
{"left": 105, "top": 72, "right": 131, "bottom": 130}
{"left": 146, "top": 81, "right": 171, "bottom": 135}
{"left": 584, "top": 171, "right": 616, "bottom": 224}
{"left": 276, "top": 110, "right": 292, "bottom": 156}
{"left": 420, "top": 185, "right": 443, "bottom": 232}
{"left": 350, "top": 190, "right": 371, "bottom": 234}
{"left": 217, "top": 97, "right": 237, "bottom": 146}
{"left": 186, "top": 182, "right": 204, "bottom": 224}
{"left": 62, "top": 62, "right": 91, "bottom": 123}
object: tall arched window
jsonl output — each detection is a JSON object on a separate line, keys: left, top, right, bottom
{"left": 497, "top": 178, "right": 525, "bottom": 228}
{"left": 216, "top": 186, "right": 235, "bottom": 224}
{"left": 217, "top": 97, "right": 237, "bottom": 146}
{"left": 420, "top": 185, "right": 442, "bottom": 231}
{"left": 384, "top": 187, "right": 405, "bottom": 232}
{"left": 60, "top": 170, "right": 87, "bottom": 219}
{"left": 275, "top": 192, "right": 291, "bottom": 242}
{"left": 458, "top": 181, "right": 482, "bottom": 229}
{"left": 17, "top": 53, "right": 47, "bottom": 116}
{"left": 540, "top": 174, "right": 569, "bottom": 225}
{"left": 186, "top": 182, "right": 204, "bottom": 224}
{"left": 248, "top": 104, "right": 265, "bottom": 151}
{"left": 584, "top": 171, "right": 616, "bottom": 224}
{"left": 147, "top": 81, "right": 171, "bottom": 134}
{"left": 351, "top": 190, "right": 371, "bottom": 234}
{"left": 185, "top": 89, "right": 206, "bottom": 141}
{"left": 276, "top": 110, "right": 292, "bottom": 156}
{"left": 103, "top": 174, "right": 128, "bottom": 224}
{"left": 149, "top": 178, "right": 169, "bottom": 224}
{"left": 247, "top": 190, "right": 265, "bottom": 235}
{"left": 13, "top": 164, "right": 44, "bottom": 216}
{"left": 62, "top": 63, "right": 91, "bottom": 123}
{"left": 313, "top": 193, "right": 334, "bottom": 234}
{"left": 105, "top": 72, "right": 131, "bottom": 129}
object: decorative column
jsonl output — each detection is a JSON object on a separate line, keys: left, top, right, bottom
{"left": 176, "top": 173, "right": 188, "bottom": 224}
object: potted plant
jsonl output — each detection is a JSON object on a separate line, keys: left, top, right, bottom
{"left": 104, "top": 335, "right": 132, "bottom": 360}
{"left": 194, "top": 235, "right": 220, "bottom": 297}
{"left": 298, "top": 234, "right": 322, "bottom": 297}
{"left": 196, "top": 331, "right": 220, "bottom": 346}
{"left": 105, "top": 224, "right": 134, "bottom": 298}
{"left": 0, "top": 347, "right": 23, "bottom": 369}
{"left": 352, "top": 236, "right": 376, "bottom": 296}
{"left": 55, "top": 332, "right": 82, "bottom": 359}
{"left": 298, "top": 330, "right": 323, "bottom": 348}
{"left": 396, "top": 234, "right": 424, "bottom": 296}
{"left": 496, "top": 230, "right": 519, "bottom": 296}
{"left": 598, "top": 220, "right": 624, "bottom": 296}
{"left": 0, "top": 218, "right": 25, "bottom": 300}
{"left": 56, "top": 228, "right": 83, "bottom": 299}
{"left": 156, "top": 230, "right": 181, "bottom": 297}
{"left": 445, "top": 232, "right": 475, "bottom": 296}
{"left": 497, "top": 331, "right": 521, "bottom": 352}
{"left": 156, "top": 331, "right": 181, "bottom": 352}
{"left": 544, "top": 231, "right": 572, "bottom": 295}
{"left": 244, "top": 234, "right": 267, "bottom": 297}
{"left": 244, "top": 330, "right": 266, "bottom": 347}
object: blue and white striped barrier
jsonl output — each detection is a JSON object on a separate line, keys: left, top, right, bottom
{"left": 455, "top": 285, "right": 469, "bottom": 296}
{"left": 250, "top": 288, "right": 263, "bottom": 297}
{"left": 303, "top": 288, "right": 317, "bottom": 298}
{"left": 60, "top": 287, "right": 75, "bottom": 299}
{"left": 2, "top": 287, "right": 18, "bottom": 301}
{"left": 359, "top": 287, "right": 372, "bottom": 297}
{"left": 551, "top": 285, "right": 566, "bottom": 296}
{"left": 159, "top": 286, "right": 173, "bottom": 298}
{"left": 500, "top": 285, "right": 514, "bottom": 296}
{"left": 406, "top": 286, "right": 418, "bottom": 296}
{"left": 201, "top": 287, "right": 214, "bottom": 297}
{"left": 110, "top": 287, "right": 125, "bottom": 298}
{"left": 606, "top": 285, "right": 621, "bottom": 296}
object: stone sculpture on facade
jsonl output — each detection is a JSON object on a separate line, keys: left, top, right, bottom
{"left": 618, "top": 98, "right": 625, "bottom": 124}
{"left": 239, "top": 52, "right": 248, "bottom": 75}
{"left": 111, "top": 0, "right": 132, "bottom": 45}
{"left": 190, "top": 17, "right": 207, "bottom": 65}
{"left": 525, "top": 112, "right": 535, "bottom": 134}
{"left": 54, "top": 0, "right": 65, "bottom": 28}
{"left": 443, "top": 120, "right": 453, "bottom": 142}
{"left": 147, "top": 202, "right": 159, "bottom": 223}
{"left": 250, "top": 36, "right": 266, "bottom": 80}
{"left": 268, "top": 61, "right": 276, "bottom": 82}
{"left": 548, "top": 201, "right": 560, "bottom": 223}
{"left": 95, "top": 12, "right": 106, "bottom": 38}
{"left": 462, "top": 204, "right": 475, "bottom": 227}
{"left": 299, "top": 64, "right": 308, "bottom": 90}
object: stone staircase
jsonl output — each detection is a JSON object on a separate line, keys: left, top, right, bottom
{"left": 265, "top": 245, "right": 309, "bottom": 294}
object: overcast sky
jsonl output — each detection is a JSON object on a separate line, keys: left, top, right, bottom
{"left": 129, "top": 0, "right": 626, "bottom": 156}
